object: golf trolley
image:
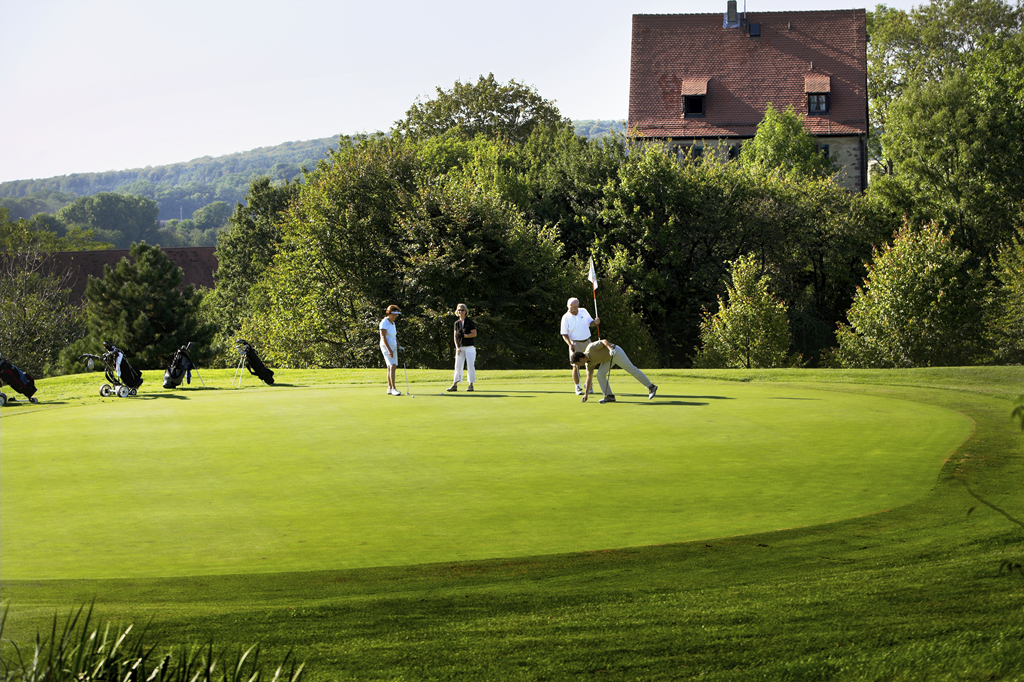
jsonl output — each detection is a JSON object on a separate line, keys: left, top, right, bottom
{"left": 233, "top": 339, "right": 275, "bottom": 386}
{"left": 79, "top": 342, "right": 144, "bottom": 398}
{"left": 0, "top": 352, "right": 39, "bottom": 406}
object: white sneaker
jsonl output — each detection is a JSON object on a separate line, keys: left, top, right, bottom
{"left": 575, "top": 386, "right": 584, "bottom": 395}
{"left": 392, "top": 389, "right": 402, "bottom": 396}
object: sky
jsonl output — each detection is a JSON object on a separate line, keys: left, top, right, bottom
{"left": 0, "top": 0, "right": 921, "bottom": 183}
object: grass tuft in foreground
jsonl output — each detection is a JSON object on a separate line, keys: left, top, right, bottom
{"left": 0, "top": 604, "right": 304, "bottom": 682}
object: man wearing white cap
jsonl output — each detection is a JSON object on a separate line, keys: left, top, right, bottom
{"left": 560, "top": 297, "right": 599, "bottom": 395}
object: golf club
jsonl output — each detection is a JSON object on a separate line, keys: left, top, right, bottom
{"left": 401, "top": 346, "right": 414, "bottom": 397}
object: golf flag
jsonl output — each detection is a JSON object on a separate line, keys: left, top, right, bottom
{"left": 588, "top": 257, "right": 600, "bottom": 337}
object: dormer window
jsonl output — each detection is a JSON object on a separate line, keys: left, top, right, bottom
{"left": 805, "top": 74, "right": 831, "bottom": 115}
{"left": 808, "top": 93, "right": 829, "bottom": 114}
{"left": 681, "top": 78, "right": 709, "bottom": 118}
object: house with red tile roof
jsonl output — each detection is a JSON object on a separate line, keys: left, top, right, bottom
{"left": 629, "top": 4, "right": 868, "bottom": 191}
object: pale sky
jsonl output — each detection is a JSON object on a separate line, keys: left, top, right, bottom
{"left": 0, "top": 0, "right": 920, "bottom": 183}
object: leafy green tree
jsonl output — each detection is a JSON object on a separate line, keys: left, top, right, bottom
{"left": 869, "top": 1, "right": 1023, "bottom": 259}
{"left": 515, "top": 123, "right": 628, "bottom": 262}
{"left": 206, "top": 177, "right": 301, "bottom": 354}
{"left": 394, "top": 73, "right": 569, "bottom": 144}
{"left": 397, "top": 178, "right": 575, "bottom": 369}
{"left": 241, "top": 138, "right": 417, "bottom": 368}
{"left": 987, "top": 227, "right": 1024, "bottom": 364}
{"left": 59, "top": 242, "right": 215, "bottom": 371}
{"left": 0, "top": 209, "right": 85, "bottom": 376}
{"left": 833, "top": 222, "right": 988, "bottom": 368}
{"left": 738, "top": 103, "right": 836, "bottom": 178}
{"left": 594, "top": 140, "right": 879, "bottom": 366}
{"left": 56, "top": 192, "right": 160, "bottom": 248}
{"left": 867, "top": 0, "right": 1021, "bottom": 148}
{"left": 190, "top": 201, "right": 231, "bottom": 231}
{"left": 693, "top": 254, "right": 795, "bottom": 369}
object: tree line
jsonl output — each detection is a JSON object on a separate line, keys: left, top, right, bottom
{"left": 2, "top": 0, "right": 1022, "bottom": 378}
{"left": 0, "top": 122, "right": 623, "bottom": 238}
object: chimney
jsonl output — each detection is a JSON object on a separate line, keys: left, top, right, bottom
{"left": 723, "top": 0, "right": 740, "bottom": 28}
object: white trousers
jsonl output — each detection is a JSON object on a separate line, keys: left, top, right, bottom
{"left": 454, "top": 346, "right": 476, "bottom": 384}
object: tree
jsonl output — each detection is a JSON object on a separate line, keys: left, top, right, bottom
{"left": 987, "top": 227, "right": 1024, "bottom": 364}
{"left": 867, "top": 0, "right": 1021, "bottom": 147}
{"left": 0, "top": 209, "right": 85, "bottom": 376}
{"left": 738, "top": 103, "right": 836, "bottom": 178}
{"left": 190, "top": 201, "right": 231, "bottom": 231}
{"left": 594, "top": 139, "right": 880, "bottom": 367}
{"left": 206, "top": 177, "right": 301, "bottom": 352}
{"left": 59, "top": 242, "right": 215, "bottom": 371}
{"left": 241, "top": 135, "right": 596, "bottom": 370}
{"left": 833, "top": 222, "right": 988, "bottom": 368}
{"left": 56, "top": 192, "right": 160, "bottom": 248}
{"left": 394, "top": 73, "right": 570, "bottom": 144}
{"left": 693, "top": 254, "right": 795, "bottom": 369}
{"left": 869, "top": 1, "right": 1023, "bottom": 259}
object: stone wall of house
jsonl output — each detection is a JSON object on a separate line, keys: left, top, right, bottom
{"left": 665, "top": 136, "right": 866, "bottom": 192}
{"left": 821, "top": 135, "right": 865, "bottom": 192}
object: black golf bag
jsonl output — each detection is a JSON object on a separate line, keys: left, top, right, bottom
{"left": 163, "top": 342, "right": 196, "bottom": 389}
{"left": 236, "top": 339, "right": 274, "bottom": 385}
{"left": 80, "top": 342, "right": 144, "bottom": 398}
{"left": 0, "top": 353, "right": 38, "bottom": 406}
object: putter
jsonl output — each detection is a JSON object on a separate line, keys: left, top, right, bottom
{"left": 401, "top": 347, "right": 413, "bottom": 397}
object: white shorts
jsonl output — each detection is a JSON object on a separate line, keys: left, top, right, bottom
{"left": 380, "top": 342, "right": 398, "bottom": 366}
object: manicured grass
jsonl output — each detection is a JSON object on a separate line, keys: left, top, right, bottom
{"left": 2, "top": 370, "right": 969, "bottom": 579}
{"left": 2, "top": 367, "right": 1023, "bottom": 680}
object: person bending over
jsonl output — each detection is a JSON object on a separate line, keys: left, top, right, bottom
{"left": 571, "top": 339, "right": 657, "bottom": 404}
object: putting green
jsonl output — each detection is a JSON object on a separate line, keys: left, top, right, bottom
{"left": 0, "top": 375, "right": 972, "bottom": 580}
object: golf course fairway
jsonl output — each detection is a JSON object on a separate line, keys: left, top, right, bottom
{"left": 1, "top": 371, "right": 972, "bottom": 581}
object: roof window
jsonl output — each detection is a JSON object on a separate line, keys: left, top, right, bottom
{"left": 681, "top": 79, "right": 709, "bottom": 119}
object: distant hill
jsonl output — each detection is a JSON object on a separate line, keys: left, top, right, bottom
{"left": 0, "top": 137, "right": 340, "bottom": 221}
{"left": 0, "top": 121, "right": 625, "bottom": 222}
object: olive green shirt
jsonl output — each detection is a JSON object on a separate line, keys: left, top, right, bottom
{"left": 584, "top": 340, "right": 612, "bottom": 368}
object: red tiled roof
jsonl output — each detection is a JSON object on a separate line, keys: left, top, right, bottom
{"left": 629, "top": 9, "right": 867, "bottom": 139}
{"left": 804, "top": 73, "right": 832, "bottom": 93}
{"left": 45, "top": 247, "right": 218, "bottom": 303}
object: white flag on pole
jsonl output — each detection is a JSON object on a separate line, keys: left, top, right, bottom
{"left": 588, "top": 257, "right": 598, "bottom": 290}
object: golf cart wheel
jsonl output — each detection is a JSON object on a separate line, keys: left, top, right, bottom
{"left": 117, "top": 385, "right": 130, "bottom": 398}
{"left": 100, "top": 384, "right": 112, "bottom": 397}
{"left": 129, "top": 388, "right": 137, "bottom": 396}
{"left": 0, "top": 392, "right": 7, "bottom": 407}
{"left": 29, "top": 397, "right": 38, "bottom": 404}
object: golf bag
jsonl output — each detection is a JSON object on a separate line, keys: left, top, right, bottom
{"left": 163, "top": 342, "right": 196, "bottom": 389}
{"left": 236, "top": 339, "right": 274, "bottom": 385}
{"left": 80, "top": 342, "right": 144, "bottom": 398}
{"left": 0, "top": 353, "right": 38, "bottom": 406}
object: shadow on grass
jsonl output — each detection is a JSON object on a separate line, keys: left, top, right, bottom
{"left": 132, "top": 394, "right": 191, "bottom": 401}
{"left": 426, "top": 393, "right": 532, "bottom": 399}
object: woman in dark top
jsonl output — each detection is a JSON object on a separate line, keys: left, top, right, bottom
{"left": 447, "top": 303, "right": 477, "bottom": 392}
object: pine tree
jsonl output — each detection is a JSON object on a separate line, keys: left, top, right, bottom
{"left": 60, "top": 243, "right": 215, "bottom": 371}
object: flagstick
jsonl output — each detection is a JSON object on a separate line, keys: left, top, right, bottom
{"left": 593, "top": 284, "right": 600, "bottom": 338}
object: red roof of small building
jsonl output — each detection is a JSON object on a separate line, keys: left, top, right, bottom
{"left": 629, "top": 9, "right": 867, "bottom": 139}
{"left": 45, "top": 246, "right": 218, "bottom": 303}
